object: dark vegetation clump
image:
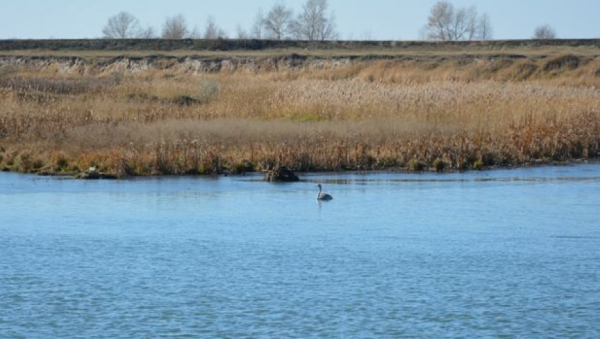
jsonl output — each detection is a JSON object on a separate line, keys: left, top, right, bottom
{"left": 171, "top": 95, "right": 201, "bottom": 106}
{"left": 472, "top": 159, "right": 484, "bottom": 170}
{"left": 407, "top": 159, "right": 426, "bottom": 172}
{"left": 433, "top": 158, "right": 447, "bottom": 172}
{"left": 264, "top": 164, "right": 300, "bottom": 182}
{"left": 229, "top": 160, "right": 254, "bottom": 175}
{"left": 128, "top": 93, "right": 160, "bottom": 102}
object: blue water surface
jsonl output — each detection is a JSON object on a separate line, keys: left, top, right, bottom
{"left": 1, "top": 164, "right": 600, "bottom": 338}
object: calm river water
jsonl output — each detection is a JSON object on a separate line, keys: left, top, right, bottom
{"left": 1, "top": 165, "right": 600, "bottom": 338}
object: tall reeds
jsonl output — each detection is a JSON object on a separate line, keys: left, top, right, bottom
{"left": 0, "top": 54, "right": 598, "bottom": 175}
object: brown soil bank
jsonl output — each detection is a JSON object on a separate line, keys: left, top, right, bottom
{"left": 0, "top": 41, "right": 599, "bottom": 177}
{"left": 2, "top": 52, "right": 600, "bottom": 83}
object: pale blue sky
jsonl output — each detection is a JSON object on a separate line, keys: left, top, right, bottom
{"left": 0, "top": 0, "right": 598, "bottom": 40}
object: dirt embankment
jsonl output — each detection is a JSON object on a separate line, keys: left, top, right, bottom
{"left": 1, "top": 53, "right": 599, "bottom": 82}
{"left": 1, "top": 38, "right": 599, "bottom": 76}
{"left": 0, "top": 54, "right": 356, "bottom": 75}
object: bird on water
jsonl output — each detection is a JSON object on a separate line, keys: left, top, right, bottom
{"left": 317, "top": 184, "right": 333, "bottom": 201}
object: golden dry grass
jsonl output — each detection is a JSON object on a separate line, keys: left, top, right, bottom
{"left": 0, "top": 53, "right": 599, "bottom": 176}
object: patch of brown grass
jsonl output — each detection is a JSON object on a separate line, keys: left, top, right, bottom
{"left": 1, "top": 56, "right": 599, "bottom": 176}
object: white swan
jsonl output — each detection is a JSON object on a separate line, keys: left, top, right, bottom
{"left": 317, "top": 184, "right": 333, "bottom": 201}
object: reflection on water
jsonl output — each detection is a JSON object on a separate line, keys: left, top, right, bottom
{"left": 1, "top": 164, "right": 599, "bottom": 338}
{"left": 310, "top": 176, "right": 600, "bottom": 185}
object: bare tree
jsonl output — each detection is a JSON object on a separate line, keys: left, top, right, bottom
{"left": 425, "top": 1, "right": 454, "bottom": 40}
{"left": 138, "top": 26, "right": 156, "bottom": 39}
{"left": 162, "top": 14, "right": 189, "bottom": 39}
{"left": 533, "top": 24, "right": 557, "bottom": 39}
{"left": 102, "top": 12, "right": 141, "bottom": 39}
{"left": 204, "top": 16, "right": 227, "bottom": 39}
{"left": 263, "top": 2, "right": 294, "bottom": 40}
{"left": 418, "top": 26, "right": 429, "bottom": 41}
{"left": 320, "top": 12, "right": 338, "bottom": 41}
{"left": 251, "top": 9, "right": 265, "bottom": 39}
{"left": 463, "top": 6, "right": 479, "bottom": 40}
{"left": 189, "top": 26, "right": 202, "bottom": 39}
{"left": 204, "top": 16, "right": 218, "bottom": 39}
{"left": 448, "top": 5, "right": 478, "bottom": 40}
{"left": 292, "top": 0, "right": 338, "bottom": 41}
{"left": 360, "top": 29, "right": 373, "bottom": 41}
{"left": 478, "top": 13, "right": 493, "bottom": 40}
{"left": 424, "top": 1, "right": 491, "bottom": 41}
{"left": 236, "top": 24, "right": 249, "bottom": 39}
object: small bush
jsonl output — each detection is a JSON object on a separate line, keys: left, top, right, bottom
{"left": 197, "top": 78, "right": 219, "bottom": 102}
{"left": 4, "top": 151, "right": 16, "bottom": 166}
{"left": 377, "top": 157, "right": 399, "bottom": 169}
{"left": 117, "top": 158, "right": 134, "bottom": 178}
{"left": 17, "top": 153, "right": 32, "bottom": 172}
{"left": 32, "top": 159, "right": 44, "bottom": 170}
{"left": 407, "top": 158, "right": 425, "bottom": 172}
{"left": 52, "top": 154, "right": 69, "bottom": 172}
{"left": 433, "top": 158, "right": 447, "bottom": 172}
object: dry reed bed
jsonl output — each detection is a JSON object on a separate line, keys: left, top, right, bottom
{"left": 0, "top": 58, "right": 599, "bottom": 176}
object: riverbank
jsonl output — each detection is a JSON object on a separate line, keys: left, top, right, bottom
{"left": 0, "top": 41, "right": 599, "bottom": 177}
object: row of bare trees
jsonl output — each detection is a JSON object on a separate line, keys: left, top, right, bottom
{"left": 422, "top": 1, "right": 493, "bottom": 41}
{"left": 102, "top": 0, "right": 337, "bottom": 41}
{"left": 423, "top": 1, "right": 558, "bottom": 41}
{"left": 103, "top": 0, "right": 559, "bottom": 41}
{"left": 101, "top": 12, "right": 155, "bottom": 39}
{"left": 246, "top": 0, "right": 337, "bottom": 40}
{"left": 102, "top": 12, "right": 226, "bottom": 39}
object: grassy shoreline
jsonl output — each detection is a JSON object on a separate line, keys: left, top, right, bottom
{"left": 1, "top": 44, "right": 599, "bottom": 178}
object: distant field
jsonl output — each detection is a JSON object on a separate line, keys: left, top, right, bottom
{"left": 0, "top": 40, "right": 599, "bottom": 177}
